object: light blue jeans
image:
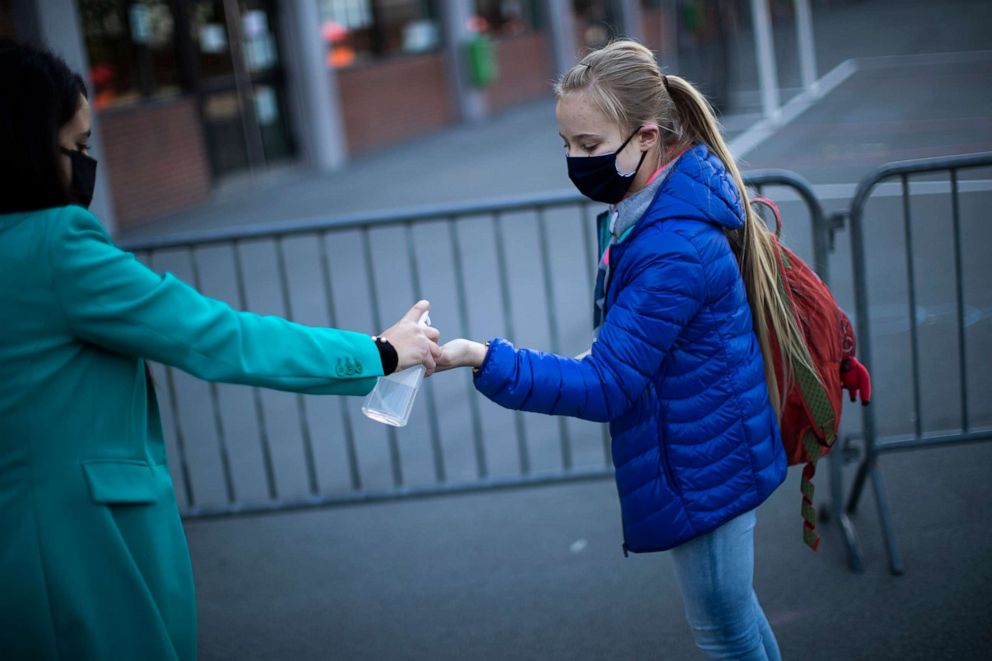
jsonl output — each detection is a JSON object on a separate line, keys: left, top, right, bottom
{"left": 670, "top": 509, "right": 782, "bottom": 660}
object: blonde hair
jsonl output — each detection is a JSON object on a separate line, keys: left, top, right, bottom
{"left": 556, "top": 40, "right": 815, "bottom": 414}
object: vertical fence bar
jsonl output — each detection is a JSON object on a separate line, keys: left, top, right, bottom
{"left": 405, "top": 221, "right": 447, "bottom": 483}
{"left": 845, "top": 189, "right": 877, "bottom": 516}
{"left": 162, "top": 363, "right": 195, "bottom": 507}
{"left": 361, "top": 227, "right": 403, "bottom": 488}
{"left": 447, "top": 217, "right": 489, "bottom": 479}
{"left": 153, "top": 249, "right": 195, "bottom": 509}
{"left": 579, "top": 202, "right": 597, "bottom": 292}
{"left": 232, "top": 240, "right": 279, "bottom": 500}
{"left": 535, "top": 206, "right": 573, "bottom": 470}
{"left": 275, "top": 237, "right": 321, "bottom": 496}
{"left": 580, "top": 202, "right": 612, "bottom": 468}
{"left": 901, "top": 175, "right": 924, "bottom": 439}
{"left": 317, "top": 231, "right": 363, "bottom": 492}
{"left": 188, "top": 246, "right": 237, "bottom": 505}
{"left": 492, "top": 211, "right": 531, "bottom": 475}
{"left": 808, "top": 196, "right": 831, "bottom": 285}
{"left": 949, "top": 170, "right": 970, "bottom": 433}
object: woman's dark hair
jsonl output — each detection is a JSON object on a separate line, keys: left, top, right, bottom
{"left": 0, "top": 38, "right": 88, "bottom": 213}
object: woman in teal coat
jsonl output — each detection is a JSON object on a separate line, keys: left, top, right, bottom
{"left": 0, "top": 40, "right": 441, "bottom": 659}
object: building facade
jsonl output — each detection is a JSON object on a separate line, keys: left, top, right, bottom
{"left": 1, "top": 1, "right": 762, "bottom": 232}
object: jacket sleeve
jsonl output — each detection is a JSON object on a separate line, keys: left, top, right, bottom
{"left": 48, "top": 206, "right": 382, "bottom": 396}
{"left": 473, "top": 229, "right": 705, "bottom": 422}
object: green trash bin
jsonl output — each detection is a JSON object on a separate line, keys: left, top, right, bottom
{"left": 464, "top": 33, "right": 498, "bottom": 88}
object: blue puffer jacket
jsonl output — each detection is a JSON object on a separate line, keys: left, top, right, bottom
{"left": 474, "top": 145, "right": 787, "bottom": 553}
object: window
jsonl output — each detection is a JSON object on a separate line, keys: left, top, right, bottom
{"left": 79, "top": 0, "right": 181, "bottom": 110}
{"left": 318, "top": 0, "right": 442, "bottom": 69}
{"left": 472, "top": 0, "right": 543, "bottom": 37}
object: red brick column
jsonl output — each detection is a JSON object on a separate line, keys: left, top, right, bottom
{"left": 486, "top": 32, "right": 554, "bottom": 113}
{"left": 99, "top": 96, "right": 212, "bottom": 229}
{"left": 337, "top": 53, "right": 455, "bottom": 155}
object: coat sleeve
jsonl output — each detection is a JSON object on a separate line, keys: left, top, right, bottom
{"left": 47, "top": 206, "right": 382, "bottom": 396}
{"left": 473, "top": 229, "right": 705, "bottom": 422}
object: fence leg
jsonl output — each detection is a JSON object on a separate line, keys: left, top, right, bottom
{"left": 870, "top": 465, "right": 905, "bottom": 575}
{"left": 826, "top": 451, "right": 864, "bottom": 572}
{"left": 846, "top": 455, "right": 870, "bottom": 515}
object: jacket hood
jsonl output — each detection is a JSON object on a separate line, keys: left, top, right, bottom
{"left": 637, "top": 144, "right": 746, "bottom": 235}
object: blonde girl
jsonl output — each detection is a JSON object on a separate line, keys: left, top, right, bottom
{"left": 438, "top": 40, "right": 811, "bottom": 660}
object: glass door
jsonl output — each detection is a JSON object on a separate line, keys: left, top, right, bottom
{"left": 183, "top": 0, "right": 294, "bottom": 177}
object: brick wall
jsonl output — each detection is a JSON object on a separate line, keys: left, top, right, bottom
{"left": 99, "top": 97, "right": 211, "bottom": 229}
{"left": 486, "top": 32, "right": 554, "bottom": 113}
{"left": 337, "top": 53, "right": 455, "bottom": 155}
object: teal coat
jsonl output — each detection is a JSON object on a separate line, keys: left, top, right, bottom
{"left": 0, "top": 205, "right": 384, "bottom": 659}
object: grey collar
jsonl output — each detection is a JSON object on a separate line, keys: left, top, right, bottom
{"left": 608, "top": 158, "right": 678, "bottom": 240}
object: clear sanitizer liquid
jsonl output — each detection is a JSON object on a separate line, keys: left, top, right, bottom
{"left": 361, "top": 312, "right": 430, "bottom": 427}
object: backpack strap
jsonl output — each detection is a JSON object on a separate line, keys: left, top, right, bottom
{"left": 752, "top": 196, "right": 783, "bottom": 238}
{"left": 768, "top": 232, "right": 838, "bottom": 551}
{"left": 802, "top": 432, "right": 825, "bottom": 550}
{"left": 796, "top": 361, "right": 837, "bottom": 550}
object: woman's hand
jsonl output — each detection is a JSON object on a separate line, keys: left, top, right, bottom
{"left": 379, "top": 300, "right": 443, "bottom": 375}
{"left": 436, "top": 339, "right": 488, "bottom": 373}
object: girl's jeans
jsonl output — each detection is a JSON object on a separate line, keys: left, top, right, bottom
{"left": 670, "top": 509, "right": 782, "bottom": 660}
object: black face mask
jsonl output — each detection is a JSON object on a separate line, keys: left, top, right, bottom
{"left": 61, "top": 147, "right": 98, "bottom": 209}
{"left": 566, "top": 128, "right": 647, "bottom": 205}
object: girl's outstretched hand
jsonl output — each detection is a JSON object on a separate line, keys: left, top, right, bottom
{"left": 436, "top": 339, "right": 488, "bottom": 373}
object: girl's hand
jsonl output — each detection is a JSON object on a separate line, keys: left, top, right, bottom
{"left": 379, "top": 300, "right": 443, "bottom": 375}
{"left": 436, "top": 339, "right": 488, "bottom": 372}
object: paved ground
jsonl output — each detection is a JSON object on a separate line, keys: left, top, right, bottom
{"left": 187, "top": 443, "right": 992, "bottom": 660}
{"left": 138, "top": 1, "right": 992, "bottom": 658}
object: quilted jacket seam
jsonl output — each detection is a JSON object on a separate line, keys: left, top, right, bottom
{"left": 712, "top": 309, "right": 761, "bottom": 496}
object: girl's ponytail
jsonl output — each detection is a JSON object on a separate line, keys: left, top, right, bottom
{"left": 665, "top": 74, "right": 816, "bottom": 414}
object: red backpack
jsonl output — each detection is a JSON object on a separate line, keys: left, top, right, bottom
{"left": 752, "top": 198, "right": 872, "bottom": 551}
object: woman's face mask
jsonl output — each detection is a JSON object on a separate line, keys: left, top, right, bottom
{"left": 60, "top": 147, "right": 97, "bottom": 209}
{"left": 58, "top": 93, "right": 96, "bottom": 209}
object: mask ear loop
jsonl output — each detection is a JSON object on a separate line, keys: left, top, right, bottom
{"left": 614, "top": 126, "right": 648, "bottom": 177}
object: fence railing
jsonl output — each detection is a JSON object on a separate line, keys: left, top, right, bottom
{"left": 841, "top": 152, "right": 992, "bottom": 575}
{"left": 121, "top": 155, "right": 992, "bottom": 575}
{"left": 120, "top": 171, "right": 834, "bottom": 521}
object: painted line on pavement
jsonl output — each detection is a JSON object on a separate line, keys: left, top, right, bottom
{"left": 855, "top": 49, "right": 992, "bottom": 69}
{"left": 727, "top": 49, "right": 992, "bottom": 161}
{"left": 728, "top": 59, "right": 860, "bottom": 159}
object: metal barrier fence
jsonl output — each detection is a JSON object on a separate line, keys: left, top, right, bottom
{"left": 841, "top": 152, "right": 992, "bottom": 575}
{"left": 119, "top": 171, "right": 832, "bottom": 521}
